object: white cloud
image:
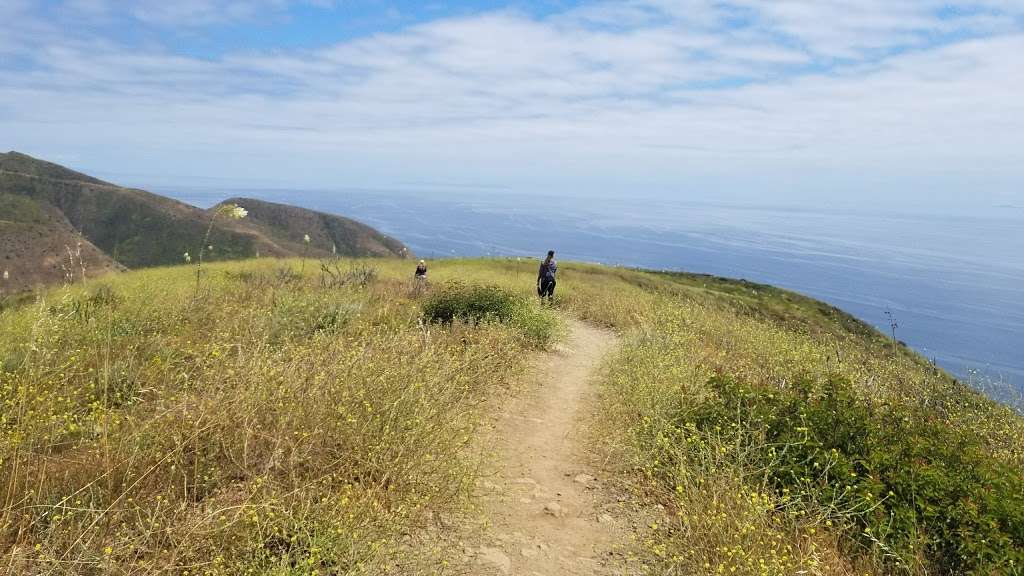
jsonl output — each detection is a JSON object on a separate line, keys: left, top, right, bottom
{"left": 58, "top": 0, "right": 339, "bottom": 26}
{"left": 0, "top": 0, "right": 1022, "bottom": 205}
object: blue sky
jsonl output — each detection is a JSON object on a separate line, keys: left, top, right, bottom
{"left": 1, "top": 0, "right": 1022, "bottom": 208}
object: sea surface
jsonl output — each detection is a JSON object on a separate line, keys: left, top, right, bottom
{"left": 171, "top": 187, "right": 1024, "bottom": 404}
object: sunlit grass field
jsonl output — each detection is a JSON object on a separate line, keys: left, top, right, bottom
{"left": 1, "top": 257, "right": 1022, "bottom": 575}
{"left": 582, "top": 269, "right": 1024, "bottom": 575}
{"left": 0, "top": 258, "right": 560, "bottom": 574}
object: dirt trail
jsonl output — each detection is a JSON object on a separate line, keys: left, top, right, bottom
{"left": 455, "top": 319, "right": 637, "bottom": 575}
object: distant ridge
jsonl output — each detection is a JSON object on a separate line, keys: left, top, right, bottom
{"left": 0, "top": 152, "right": 410, "bottom": 291}
{"left": 217, "top": 197, "right": 409, "bottom": 260}
{"left": 0, "top": 151, "right": 110, "bottom": 186}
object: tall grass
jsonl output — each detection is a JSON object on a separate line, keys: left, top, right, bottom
{"left": 592, "top": 283, "right": 1024, "bottom": 575}
{"left": 0, "top": 258, "right": 557, "bottom": 574}
{"left": 2, "top": 257, "right": 1021, "bottom": 575}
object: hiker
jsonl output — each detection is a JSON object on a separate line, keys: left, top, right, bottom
{"left": 537, "top": 250, "right": 557, "bottom": 302}
{"left": 411, "top": 259, "right": 429, "bottom": 295}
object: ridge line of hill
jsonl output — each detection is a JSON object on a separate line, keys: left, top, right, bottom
{"left": 0, "top": 152, "right": 411, "bottom": 291}
{"left": 0, "top": 169, "right": 121, "bottom": 189}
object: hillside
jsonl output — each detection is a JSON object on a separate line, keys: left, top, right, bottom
{"left": 216, "top": 197, "right": 409, "bottom": 259}
{"left": 0, "top": 152, "right": 409, "bottom": 291}
{"left": 0, "top": 192, "right": 123, "bottom": 288}
{"left": 0, "top": 259, "right": 1021, "bottom": 574}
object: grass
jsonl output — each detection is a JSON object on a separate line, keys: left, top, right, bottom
{"left": 0, "top": 257, "right": 558, "bottom": 574}
{"left": 582, "top": 267, "right": 1024, "bottom": 575}
{"left": 1, "top": 256, "right": 1021, "bottom": 575}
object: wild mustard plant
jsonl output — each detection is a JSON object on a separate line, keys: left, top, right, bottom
{"left": 194, "top": 203, "right": 247, "bottom": 297}
{"left": 301, "top": 233, "right": 311, "bottom": 273}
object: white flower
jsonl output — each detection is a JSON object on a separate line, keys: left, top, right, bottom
{"left": 217, "top": 203, "right": 247, "bottom": 219}
{"left": 303, "top": 234, "right": 311, "bottom": 244}
{"left": 183, "top": 252, "right": 191, "bottom": 263}
{"left": 2, "top": 270, "right": 8, "bottom": 280}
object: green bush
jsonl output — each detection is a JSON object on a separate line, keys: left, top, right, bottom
{"left": 423, "top": 282, "right": 559, "bottom": 348}
{"left": 423, "top": 282, "right": 522, "bottom": 324}
{"left": 694, "top": 375, "right": 1024, "bottom": 574}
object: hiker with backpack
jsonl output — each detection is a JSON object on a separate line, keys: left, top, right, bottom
{"left": 412, "top": 259, "right": 428, "bottom": 295}
{"left": 537, "top": 250, "right": 557, "bottom": 302}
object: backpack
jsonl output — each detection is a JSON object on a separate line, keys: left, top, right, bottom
{"left": 540, "top": 261, "right": 556, "bottom": 281}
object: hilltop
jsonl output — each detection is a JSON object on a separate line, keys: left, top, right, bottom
{"left": 0, "top": 152, "right": 409, "bottom": 291}
{"left": 0, "top": 257, "right": 1020, "bottom": 575}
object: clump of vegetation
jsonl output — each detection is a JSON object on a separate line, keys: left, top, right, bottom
{"left": 422, "top": 281, "right": 559, "bottom": 348}
{"left": 695, "top": 374, "right": 1024, "bottom": 573}
{"left": 319, "top": 260, "right": 378, "bottom": 289}
{"left": 422, "top": 282, "right": 518, "bottom": 323}
{"left": 595, "top": 283, "right": 1024, "bottom": 575}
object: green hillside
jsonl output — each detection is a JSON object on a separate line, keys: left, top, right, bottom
{"left": 0, "top": 152, "right": 409, "bottom": 291}
{"left": 0, "top": 259, "right": 1020, "bottom": 575}
{"left": 0, "top": 192, "right": 124, "bottom": 290}
{"left": 0, "top": 152, "right": 256, "bottom": 269}
{"left": 217, "top": 197, "right": 409, "bottom": 259}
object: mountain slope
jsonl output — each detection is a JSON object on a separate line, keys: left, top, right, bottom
{"left": 0, "top": 192, "right": 123, "bottom": 289}
{"left": 217, "top": 197, "right": 409, "bottom": 259}
{"left": 0, "top": 152, "right": 409, "bottom": 291}
{"left": 0, "top": 151, "right": 109, "bottom": 186}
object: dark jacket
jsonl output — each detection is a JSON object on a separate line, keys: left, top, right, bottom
{"left": 538, "top": 259, "right": 557, "bottom": 282}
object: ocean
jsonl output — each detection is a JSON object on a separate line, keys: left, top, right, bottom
{"left": 171, "top": 187, "right": 1024, "bottom": 403}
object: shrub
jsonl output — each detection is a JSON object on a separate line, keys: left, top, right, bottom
{"left": 696, "top": 374, "right": 1024, "bottom": 574}
{"left": 423, "top": 282, "right": 523, "bottom": 324}
{"left": 423, "top": 282, "right": 559, "bottom": 348}
{"left": 599, "top": 297, "right": 1024, "bottom": 576}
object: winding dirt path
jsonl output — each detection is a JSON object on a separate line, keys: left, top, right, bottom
{"left": 455, "top": 320, "right": 637, "bottom": 575}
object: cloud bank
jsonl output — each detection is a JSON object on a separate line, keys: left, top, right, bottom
{"left": 1, "top": 0, "right": 1022, "bottom": 205}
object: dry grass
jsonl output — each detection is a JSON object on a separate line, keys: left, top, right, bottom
{"left": 0, "top": 258, "right": 555, "bottom": 574}
{"left": 2, "top": 256, "right": 1021, "bottom": 575}
{"left": 589, "top": 277, "right": 1024, "bottom": 575}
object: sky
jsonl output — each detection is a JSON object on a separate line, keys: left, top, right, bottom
{"left": 1, "top": 0, "right": 1023, "bottom": 208}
